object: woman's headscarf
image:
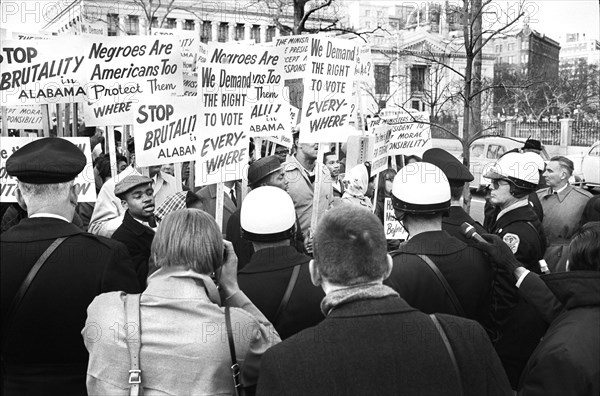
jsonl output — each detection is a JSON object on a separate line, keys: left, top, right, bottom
{"left": 341, "top": 164, "right": 373, "bottom": 209}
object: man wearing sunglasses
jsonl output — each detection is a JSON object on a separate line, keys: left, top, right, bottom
{"left": 483, "top": 151, "right": 548, "bottom": 389}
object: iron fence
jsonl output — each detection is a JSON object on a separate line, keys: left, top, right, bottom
{"left": 572, "top": 121, "right": 600, "bottom": 146}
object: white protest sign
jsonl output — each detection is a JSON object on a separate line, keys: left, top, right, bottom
{"left": 183, "top": 72, "right": 197, "bottom": 96}
{"left": 132, "top": 97, "right": 200, "bottom": 167}
{"left": 0, "top": 137, "right": 97, "bottom": 203}
{"left": 198, "top": 42, "right": 208, "bottom": 64}
{"left": 275, "top": 35, "right": 310, "bottom": 79}
{"left": 152, "top": 28, "right": 199, "bottom": 75}
{"left": 83, "top": 35, "right": 184, "bottom": 126}
{"left": 370, "top": 124, "right": 391, "bottom": 175}
{"left": 299, "top": 36, "right": 357, "bottom": 143}
{"left": 195, "top": 42, "right": 250, "bottom": 186}
{"left": 355, "top": 45, "right": 375, "bottom": 84}
{"left": 384, "top": 198, "right": 408, "bottom": 240}
{"left": 1, "top": 37, "right": 88, "bottom": 105}
{"left": 265, "top": 134, "right": 293, "bottom": 148}
{"left": 380, "top": 109, "right": 432, "bottom": 156}
{"left": 4, "top": 106, "right": 43, "bottom": 129}
{"left": 12, "top": 32, "right": 51, "bottom": 40}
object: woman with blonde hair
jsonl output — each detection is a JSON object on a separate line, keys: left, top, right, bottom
{"left": 83, "top": 209, "right": 280, "bottom": 395}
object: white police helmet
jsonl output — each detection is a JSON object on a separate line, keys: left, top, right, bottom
{"left": 483, "top": 152, "right": 539, "bottom": 189}
{"left": 241, "top": 186, "right": 296, "bottom": 242}
{"left": 391, "top": 162, "right": 451, "bottom": 213}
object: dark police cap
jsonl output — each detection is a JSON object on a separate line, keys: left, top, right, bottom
{"left": 6, "top": 137, "right": 86, "bottom": 184}
{"left": 423, "top": 148, "right": 474, "bottom": 185}
{"left": 248, "top": 156, "right": 282, "bottom": 187}
{"left": 114, "top": 175, "right": 153, "bottom": 197}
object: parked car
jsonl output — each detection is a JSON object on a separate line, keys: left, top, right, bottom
{"left": 462, "top": 136, "right": 550, "bottom": 189}
{"left": 579, "top": 141, "right": 600, "bottom": 189}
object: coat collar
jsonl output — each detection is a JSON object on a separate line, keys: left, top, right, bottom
{"left": 122, "top": 210, "right": 155, "bottom": 236}
{"left": 443, "top": 206, "right": 472, "bottom": 226}
{"left": 327, "top": 295, "right": 418, "bottom": 318}
{"left": 492, "top": 204, "right": 538, "bottom": 231}
{"left": 542, "top": 271, "right": 600, "bottom": 310}
{"left": 239, "top": 245, "right": 310, "bottom": 273}
{"left": 539, "top": 184, "right": 574, "bottom": 203}
{"left": 1, "top": 217, "right": 83, "bottom": 242}
{"left": 144, "top": 267, "right": 221, "bottom": 304}
{"left": 395, "top": 230, "right": 466, "bottom": 255}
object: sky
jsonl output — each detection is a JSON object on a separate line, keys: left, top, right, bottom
{"left": 1, "top": 0, "right": 599, "bottom": 41}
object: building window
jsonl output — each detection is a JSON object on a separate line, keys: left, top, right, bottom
{"left": 266, "top": 26, "right": 276, "bottom": 42}
{"left": 280, "top": 29, "right": 290, "bottom": 36}
{"left": 521, "top": 40, "right": 528, "bottom": 50}
{"left": 251, "top": 25, "right": 261, "bottom": 43}
{"left": 165, "top": 18, "right": 176, "bottom": 29}
{"left": 508, "top": 43, "right": 515, "bottom": 51}
{"left": 151, "top": 17, "right": 159, "bottom": 28}
{"left": 374, "top": 65, "right": 390, "bottom": 95}
{"left": 183, "top": 19, "right": 194, "bottom": 30}
{"left": 365, "top": 10, "right": 371, "bottom": 17}
{"left": 412, "top": 100, "right": 420, "bottom": 110}
{"left": 125, "top": 15, "right": 139, "bottom": 35}
{"left": 410, "top": 66, "right": 426, "bottom": 93}
{"left": 107, "top": 13, "right": 118, "bottom": 36}
{"left": 508, "top": 55, "right": 515, "bottom": 64}
{"left": 495, "top": 44, "right": 502, "bottom": 52}
{"left": 521, "top": 54, "right": 528, "bottom": 63}
{"left": 365, "top": 21, "right": 371, "bottom": 29}
{"left": 235, "top": 23, "right": 245, "bottom": 41}
{"left": 201, "top": 21, "right": 211, "bottom": 43}
{"left": 218, "top": 23, "right": 228, "bottom": 42}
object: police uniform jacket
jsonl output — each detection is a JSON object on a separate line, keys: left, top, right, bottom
{"left": 238, "top": 246, "right": 324, "bottom": 339}
{"left": 1, "top": 217, "right": 141, "bottom": 396}
{"left": 257, "top": 295, "right": 512, "bottom": 396}
{"left": 489, "top": 203, "right": 548, "bottom": 388}
{"left": 537, "top": 184, "right": 592, "bottom": 272}
{"left": 385, "top": 231, "right": 514, "bottom": 339}
{"left": 111, "top": 210, "right": 155, "bottom": 289}
{"left": 442, "top": 205, "right": 487, "bottom": 244}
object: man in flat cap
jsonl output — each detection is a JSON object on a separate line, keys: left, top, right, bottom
{"left": 111, "top": 175, "right": 157, "bottom": 289}
{"left": 226, "top": 155, "right": 304, "bottom": 269}
{"left": 1, "top": 138, "right": 140, "bottom": 395}
{"left": 422, "top": 148, "right": 486, "bottom": 243}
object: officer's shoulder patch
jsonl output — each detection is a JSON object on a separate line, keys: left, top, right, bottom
{"left": 502, "top": 233, "right": 520, "bottom": 254}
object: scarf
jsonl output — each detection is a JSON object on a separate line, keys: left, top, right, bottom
{"left": 320, "top": 282, "right": 399, "bottom": 316}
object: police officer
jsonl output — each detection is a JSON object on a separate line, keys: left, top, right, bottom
{"left": 237, "top": 186, "right": 324, "bottom": 339}
{"left": 483, "top": 151, "right": 548, "bottom": 388}
{"left": 422, "top": 148, "right": 486, "bottom": 243}
{"left": 1, "top": 138, "right": 140, "bottom": 395}
{"left": 385, "top": 162, "right": 513, "bottom": 340}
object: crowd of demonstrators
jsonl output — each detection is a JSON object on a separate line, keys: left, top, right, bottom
{"left": 237, "top": 187, "right": 324, "bottom": 339}
{"left": 84, "top": 209, "right": 279, "bottom": 395}
{"left": 537, "top": 156, "right": 593, "bottom": 272}
{"left": 257, "top": 204, "right": 513, "bottom": 395}
{"left": 323, "top": 151, "right": 344, "bottom": 199}
{"left": 2, "top": 137, "right": 600, "bottom": 396}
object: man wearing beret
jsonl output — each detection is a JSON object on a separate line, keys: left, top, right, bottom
{"left": 111, "top": 175, "right": 157, "bottom": 289}
{"left": 422, "top": 148, "right": 486, "bottom": 243}
{"left": 1, "top": 138, "right": 141, "bottom": 395}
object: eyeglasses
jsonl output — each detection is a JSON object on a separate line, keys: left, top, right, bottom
{"left": 491, "top": 179, "right": 511, "bottom": 189}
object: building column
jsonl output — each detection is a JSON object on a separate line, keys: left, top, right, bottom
{"left": 211, "top": 21, "right": 219, "bottom": 42}
{"left": 118, "top": 15, "right": 127, "bottom": 36}
{"left": 140, "top": 16, "right": 148, "bottom": 35}
{"left": 260, "top": 25, "right": 267, "bottom": 43}
{"left": 229, "top": 23, "right": 236, "bottom": 42}
{"left": 244, "top": 24, "right": 252, "bottom": 41}
{"left": 194, "top": 19, "right": 201, "bottom": 36}
{"left": 176, "top": 18, "right": 184, "bottom": 30}
{"left": 559, "top": 118, "right": 573, "bottom": 154}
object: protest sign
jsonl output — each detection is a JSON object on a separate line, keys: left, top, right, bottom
{"left": 355, "top": 45, "right": 375, "bottom": 85}
{"left": 299, "top": 36, "right": 357, "bottom": 143}
{"left": 370, "top": 124, "right": 391, "bottom": 175}
{"left": 152, "top": 28, "right": 199, "bottom": 75}
{"left": 1, "top": 36, "right": 88, "bottom": 105}
{"left": 132, "top": 96, "right": 200, "bottom": 167}
{"left": 195, "top": 42, "right": 251, "bottom": 186}
{"left": 4, "top": 106, "right": 43, "bottom": 129}
{"left": 83, "top": 35, "right": 184, "bottom": 126}
{"left": 275, "top": 35, "right": 310, "bottom": 79}
{"left": 384, "top": 198, "right": 408, "bottom": 240}
{"left": 265, "top": 133, "right": 293, "bottom": 148}
{"left": 378, "top": 108, "right": 432, "bottom": 156}
{"left": 182, "top": 72, "right": 197, "bottom": 96}
{"left": 0, "top": 136, "right": 96, "bottom": 202}
{"left": 12, "top": 32, "right": 51, "bottom": 40}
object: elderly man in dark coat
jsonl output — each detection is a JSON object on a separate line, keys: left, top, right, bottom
{"left": 1, "top": 138, "right": 140, "bottom": 396}
{"left": 111, "top": 175, "right": 157, "bottom": 289}
{"left": 237, "top": 186, "right": 323, "bottom": 339}
{"left": 257, "top": 204, "right": 512, "bottom": 395}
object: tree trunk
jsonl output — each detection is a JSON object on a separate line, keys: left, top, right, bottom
{"left": 293, "top": 0, "right": 306, "bottom": 35}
